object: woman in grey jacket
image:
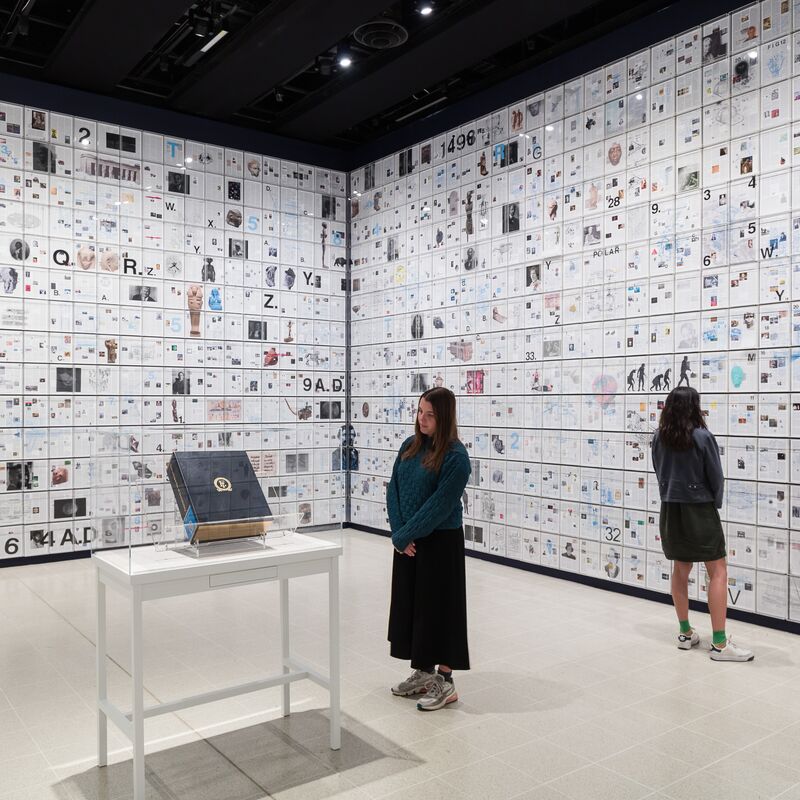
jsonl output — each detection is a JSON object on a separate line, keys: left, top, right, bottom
{"left": 652, "top": 387, "right": 753, "bottom": 662}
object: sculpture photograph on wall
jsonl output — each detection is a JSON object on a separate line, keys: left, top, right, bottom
{"left": 347, "top": 0, "right": 800, "bottom": 624}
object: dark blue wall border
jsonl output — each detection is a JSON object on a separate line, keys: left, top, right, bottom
{"left": 2, "top": 549, "right": 91, "bottom": 568}
{"left": 351, "top": 524, "right": 800, "bottom": 636}
{"left": 0, "top": 0, "right": 758, "bottom": 172}
{"left": 4, "top": 0, "right": 797, "bottom": 634}
{"left": 349, "top": 0, "right": 751, "bottom": 169}
{"left": 0, "top": 522, "right": 341, "bottom": 568}
{"left": 0, "top": 73, "right": 349, "bottom": 171}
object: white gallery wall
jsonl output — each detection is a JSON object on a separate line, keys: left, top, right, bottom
{"left": 349, "top": 0, "right": 800, "bottom": 623}
{"left": 0, "top": 105, "right": 347, "bottom": 560}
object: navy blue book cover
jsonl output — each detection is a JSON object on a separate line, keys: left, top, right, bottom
{"left": 167, "top": 452, "right": 271, "bottom": 537}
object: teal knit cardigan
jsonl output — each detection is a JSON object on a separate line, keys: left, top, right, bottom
{"left": 386, "top": 436, "right": 471, "bottom": 551}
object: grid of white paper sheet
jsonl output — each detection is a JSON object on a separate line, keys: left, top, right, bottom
{"left": 0, "top": 105, "right": 347, "bottom": 560}
{"left": 349, "top": 0, "right": 800, "bottom": 622}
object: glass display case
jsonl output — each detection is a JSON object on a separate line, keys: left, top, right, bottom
{"left": 90, "top": 447, "right": 341, "bottom": 573}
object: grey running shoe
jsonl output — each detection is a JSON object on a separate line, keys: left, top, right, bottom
{"left": 391, "top": 669, "right": 434, "bottom": 697}
{"left": 416, "top": 674, "right": 458, "bottom": 711}
{"left": 677, "top": 630, "right": 700, "bottom": 650}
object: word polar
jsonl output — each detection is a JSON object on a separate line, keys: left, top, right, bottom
{"left": 350, "top": 0, "right": 800, "bottom": 623}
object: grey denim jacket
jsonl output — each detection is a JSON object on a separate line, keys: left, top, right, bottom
{"left": 651, "top": 427, "right": 724, "bottom": 509}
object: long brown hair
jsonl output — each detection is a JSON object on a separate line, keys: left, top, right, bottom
{"left": 658, "top": 386, "right": 707, "bottom": 451}
{"left": 402, "top": 387, "right": 459, "bottom": 472}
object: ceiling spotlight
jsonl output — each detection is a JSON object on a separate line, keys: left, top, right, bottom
{"left": 338, "top": 54, "right": 352, "bottom": 68}
{"left": 418, "top": 3, "right": 434, "bottom": 15}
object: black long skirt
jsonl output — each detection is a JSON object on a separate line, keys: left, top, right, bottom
{"left": 387, "top": 527, "right": 470, "bottom": 670}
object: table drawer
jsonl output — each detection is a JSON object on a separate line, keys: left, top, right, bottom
{"left": 209, "top": 566, "right": 278, "bottom": 587}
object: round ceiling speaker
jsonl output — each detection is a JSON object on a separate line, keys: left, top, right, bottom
{"left": 353, "top": 20, "right": 409, "bottom": 50}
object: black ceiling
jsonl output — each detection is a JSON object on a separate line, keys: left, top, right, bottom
{"left": 0, "top": 0, "right": 692, "bottom": 149}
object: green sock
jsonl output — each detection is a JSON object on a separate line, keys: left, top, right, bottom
{"left": 712, "top": 630, "right": 727, "bottom": 647}
{"left": 679, "top": 620, "right": 692, "bottom": 634}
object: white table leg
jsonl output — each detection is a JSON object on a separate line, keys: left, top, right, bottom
{"left": 329, "top": 557, "right": 340, "bottom": 750}
{"left": 279, "top": 578, "right": 290, "bottom": 717}
{"left": 96, "top": 578, "right": 108, "bottom": 768}
{"left": 131, "top": 587, "right": 145, "bottom": 800}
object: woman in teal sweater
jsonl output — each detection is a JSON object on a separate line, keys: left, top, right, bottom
{"left": 387, "top": 387, "right": 472, "bottom": 711}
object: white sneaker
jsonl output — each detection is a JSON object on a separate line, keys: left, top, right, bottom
{"left": 677, "top": 630, "right": 700, "bottom": 650}
{"left": 710, "top": 638, "right": 754, "bottom": 662}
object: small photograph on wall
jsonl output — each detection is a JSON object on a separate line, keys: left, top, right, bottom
{"left": 228, "top": 238, "right": 248, "bottom": 258}
{"left": 319, "top": 401, "right": 342, "bottom": 420}
{"left": 30, "top": 109, "right": 46, "bottom": 131}
{"left": 502, "top": 201, "right": 520, "bottom": 233}
{"left": 526, "top": 263, "right": 541, "bottom": 290}
{"left": 702, "top": 21, "right": 728, "bottom": 63}
{"left": 167, "top": 170, "right": 188, "bottom": 194}
{"left": 53, "top": 497, "right": 87, "bottom": 519}
{"left": 0, "top": 265, "right": 19, "bottom": 294}
{"left": 286, "top": 453, "right": 309, "bottom": 473}
{"left": 170, "top": 370, "right": 190, "bottom": 395}
{"left": 677, "top": 163, "right": 700, "bottom": 192}
{"left": 227, "top": 180, "right": 241, "bottom": 201}
{"left": 32, "top": 142, "right": 56, "bottom": 173}
{"left": 105, "top": 131, "right": 137, "bottom": 152}
{"left": 248, "top": 320, "right": 267, "bottom": 340}
{"left": 8, "top": 238, "right": 29, "bottom": 262}
{"left": 583, "top": 223, "right": 601, "bottom": 246}
{"left": 364, "top": 163, "right": 375, "bottom": 190}
{"left": 6, "top": 461, "right": 33, "bottom": 491}
{"left": 56, "top": 367, "right": 81, "bottom": 393}
{"left": 464, "top": 523, "right": 484, "bottom": 545}
{"left": 129, "top": 285, "right": 158, "bottom": 302}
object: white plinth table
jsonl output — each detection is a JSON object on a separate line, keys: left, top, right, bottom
{"left": 93, "top": 532, "right": 342, "bottom": 800}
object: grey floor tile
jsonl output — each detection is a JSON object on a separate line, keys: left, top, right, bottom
{"left": 547, "top": 764, "right": 652, "bottom": 800}
{"left": 548, "top": 721, "right": 641, "bottom": 762}
{"left": 703, "top": 751, "right": 800, "bottom": 798}
{"left": 438, "top": 756, "right": 535, "bottom": 800}
{"left": 645, "top": 727, "right": 735, "bottom": 768}
{"left": 382, "top": 776, "right": 472, "bottom": 800}
{"left": 496, "top": 738, "right": 590, "bottom": 783}
{"left": 662, "top": 770, "right": 772, "bottom": 800}
{"left": 1, "top": 530, "right": 799, "bottom": 800}
{"left": 599, "top": 744, "right": 694, "bottom": 790}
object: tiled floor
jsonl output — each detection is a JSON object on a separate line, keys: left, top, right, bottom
{"left": 1, "top": 528, "right": 799, "bottom": 800}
